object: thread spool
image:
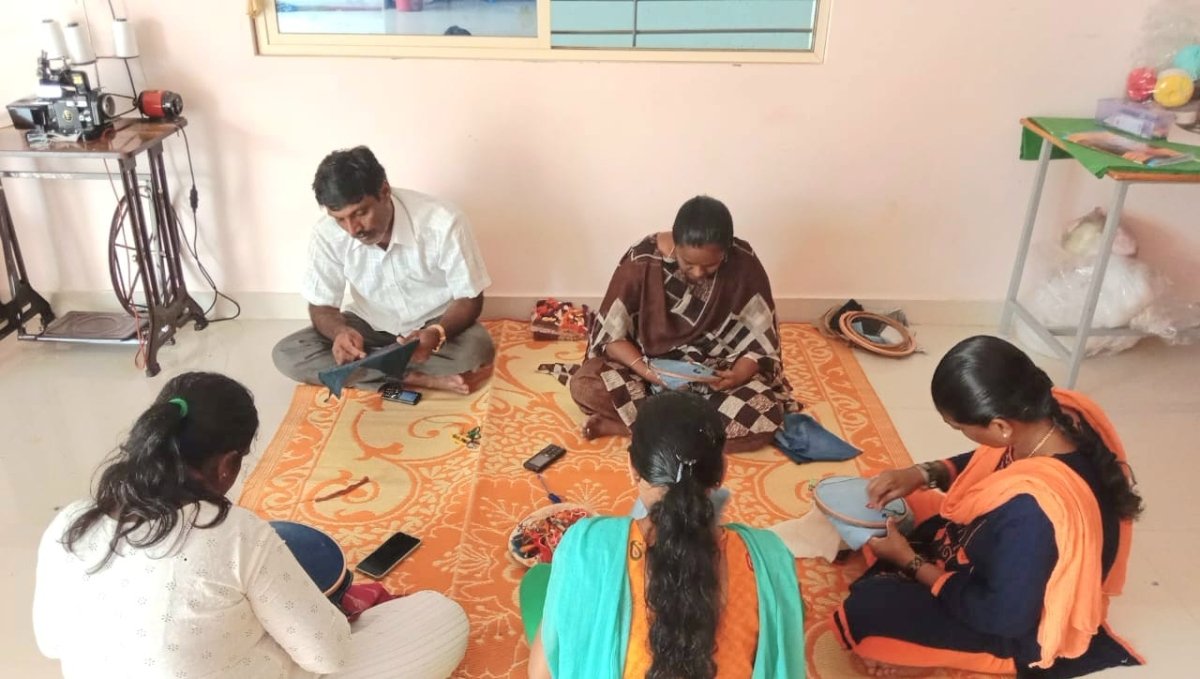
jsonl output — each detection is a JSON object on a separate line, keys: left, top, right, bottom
{"left": 1126, "top": 67, "right": 1158, "bottom": 103}
{"left": 63, "top": 22, "right": 96, "bottom": 65}
{"left": 41, "top": 19, "right": 68, "bottom": 60}
{"left": 1174, "top": 45, "right": 1200, "bottom": 81}
{"left": 112, "top": 18, "right": 139, "bottom": 58}
{"left": 1154, "top": 68, "right": 1196, "bottom": 109}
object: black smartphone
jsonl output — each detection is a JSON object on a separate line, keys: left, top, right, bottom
{"left": 379, "top": 383, "right": 422, "bottom": 405}
{"left": 355, "top": 531, "right": 421, "bottom": 579}
{"left": 523, "top": 444, "right": 566, "bottom": 473}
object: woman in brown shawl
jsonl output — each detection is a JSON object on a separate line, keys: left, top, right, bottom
{"left": 569, "top": 196, "right": 797, "bottom": 453}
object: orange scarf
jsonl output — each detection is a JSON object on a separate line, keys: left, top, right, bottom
{"left": 940, "top": 389, "right": 1133, "bottom": 669}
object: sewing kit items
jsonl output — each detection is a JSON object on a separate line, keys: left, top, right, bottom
{"left": 1126, "top": 67, "right": 1159, "bottom": 102}
{"left": 819, "top": 300, "right": 917, "bottom": 358}
{"left": 1153, "top": 68, "right": 1196, "bottom": 109}
{"left": 1095, "top": 98, "right": 1176, "bottom": 139}
{"left": 508, "top": 503, "right": 593, "bottom": 567}
{"left": 531, "top": 298, "right": 592, "bottom": 341}
{"left": 452, "top": 426, "right": 482, "bottom": 449}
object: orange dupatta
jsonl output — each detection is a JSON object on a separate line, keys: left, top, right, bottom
{"left": 939, "top": 388, "right": 1133, "bottom": 669}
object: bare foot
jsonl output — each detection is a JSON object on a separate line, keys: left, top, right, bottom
{"left": 582, "top": 414, "right": 630, "bottom": 440}
{"left": 405, "top": 364, "right": 494, "bottom": 396}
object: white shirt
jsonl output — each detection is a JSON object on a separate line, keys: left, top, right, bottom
{"left": 33, "top": 501, "right": 351, "bottom": 679}
{"left": 301, "top": 189, "right": 492, "bottom": 336}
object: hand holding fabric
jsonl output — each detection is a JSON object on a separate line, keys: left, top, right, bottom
{"left": 332, "top": 328, "right": 367, "bottom": 365}
{"left": 867, "top": 517, "right": 916, "bottom": 567}
{"left": 711, "top": 357, "right": 759, "bottom": 392}
{"left": 398, "top": 327, "right": 440, "bottom": 364}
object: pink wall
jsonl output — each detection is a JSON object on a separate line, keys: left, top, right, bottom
{"left": 2, "top": 0, "right": 1198, "bottom": 309}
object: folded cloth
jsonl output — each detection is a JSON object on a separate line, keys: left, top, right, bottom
{"left": 774, "top": 412, "right": 861, "bottom": 463}
{"left": 318, "top": 340, "right": 420, "bottom": 398}
{"left": 340, "top": 582, "right": 401, "bottom": 622}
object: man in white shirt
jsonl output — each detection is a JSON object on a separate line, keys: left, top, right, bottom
{"left": 273, "top": 146, "right": 495, "bottom": 395}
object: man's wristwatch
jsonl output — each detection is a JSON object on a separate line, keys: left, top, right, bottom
{"left": 428, "top": 324, "right": 447, "bottom": 353}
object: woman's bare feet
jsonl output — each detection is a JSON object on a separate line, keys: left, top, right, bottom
{"left": 581, "top": 414, "right": 630, "bottom": 440}
{"left": 405, "top": 364, "right": 494, "bottom": 396}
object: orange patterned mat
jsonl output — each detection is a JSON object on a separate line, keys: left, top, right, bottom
{"left": 240, "top": 320, "right": 955, "bottom": 678}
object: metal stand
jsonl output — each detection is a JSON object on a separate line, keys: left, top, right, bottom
{"left": 0, "top": 119, "right": 208, "bottom": 377}
{"left": 0, "top": 181, "right": 55, "bottom": 339}
{"left": 1002, "top": 137, "right": 1150, "bottom": 388}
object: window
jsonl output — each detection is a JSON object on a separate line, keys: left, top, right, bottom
{"left": 249, "top": 0, "right": 830, "bottom": 63}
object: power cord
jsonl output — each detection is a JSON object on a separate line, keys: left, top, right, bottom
{"left": 174, "top": 125, "right": 241, "bottom": 323}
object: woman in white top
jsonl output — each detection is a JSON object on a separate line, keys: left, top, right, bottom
{"left": 33, "top": 371, "right": 469, "bottom": 679}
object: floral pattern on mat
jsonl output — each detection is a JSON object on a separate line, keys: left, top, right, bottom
{"left": 240, "top": 321, "right": 999, "bottom": 678}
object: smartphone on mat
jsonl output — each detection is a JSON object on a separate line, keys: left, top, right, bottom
{"left": 355, "top": 531, "right": 421, "bottom": 579}
{"left": 379, "top": 383, "right": 422, "bottom": 405}
{"left": 523, "top": 444, "right": 566, "bottom": 473}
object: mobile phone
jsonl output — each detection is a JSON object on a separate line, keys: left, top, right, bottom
{"left": 355, "top": 531, "right": 421, "bottom": 579}
{"left": 523, "top": 444, "right": 566, "bottom": 473}
{"left": 379, "top": 384, "right": 422, "bottom": 405}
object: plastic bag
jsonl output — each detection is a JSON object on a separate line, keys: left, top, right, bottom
{"left": 1018, "top": 254, "right": 1156, "bottom": 357}
{"left": 1132, "top": 0, "right": 1200, "bottom": 71}
{"left": 1017, "top": 211, "right": 1155, "bottom": 357}
{"left": 1061, "top": 208, "right": 1138, "bottom": 257}
{"left": 1131, "top": 299, "right": 1200, "bottom": 344}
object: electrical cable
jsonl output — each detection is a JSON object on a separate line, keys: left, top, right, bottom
{"left": 174, "top": 125, "right": 241, "bottom": 323}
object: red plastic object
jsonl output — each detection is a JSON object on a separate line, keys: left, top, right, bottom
{"left": 1126, "top": 67, "right": 1158, "bottom": 102}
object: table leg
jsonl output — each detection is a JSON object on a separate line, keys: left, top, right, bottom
{"left": 119, "top": 156, "right": 166, "bottom": 376}
{"left": 147, "top": 146, "right": 207, "bottom": 329}
{"left": 0, "top": 177, "right": 54, "bottom": 340}
{"left": 1000, "top": 137, "right": 1052, "bottom": 335}
{"left": 1065, "top": 181, "right": 1130, "bottom": 388}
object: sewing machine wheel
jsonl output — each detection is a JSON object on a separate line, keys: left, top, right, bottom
{"left": 108, "top": 191, "right": 168, "bottom": 318}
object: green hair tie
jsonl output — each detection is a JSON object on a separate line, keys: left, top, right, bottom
{"left": 168, "top": 397, "right": 189, "bottom": 417}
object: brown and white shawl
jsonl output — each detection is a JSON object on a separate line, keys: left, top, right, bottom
{"left": 548, "top": 235, "right": 798, "bottom": 440}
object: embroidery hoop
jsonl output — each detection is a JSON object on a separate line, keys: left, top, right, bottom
{"left": 810, "top": 476, "right": 913, "bottom": 549}
{"left": 820, "top": 307, "right": 917, "bottom": 358}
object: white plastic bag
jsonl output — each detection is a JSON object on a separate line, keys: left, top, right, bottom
{"left": 1017, "top": 211, "right": 1155, "bottom": 357}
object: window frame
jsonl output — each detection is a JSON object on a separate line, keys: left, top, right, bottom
{"left": 248, "top": 0, "right": 832, "bottom": 64}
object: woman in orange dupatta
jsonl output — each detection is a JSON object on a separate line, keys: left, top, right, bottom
{"left": 833, "top": 336, "right": 1144, "bottom": 678}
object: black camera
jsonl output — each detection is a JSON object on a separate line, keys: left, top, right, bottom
{"left": 6, "top": 53, "right": 117, "bottom": 141}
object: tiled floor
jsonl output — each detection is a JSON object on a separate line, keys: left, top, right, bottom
{"left": 1, "top": 319, "right": 1196, "bottom": 677}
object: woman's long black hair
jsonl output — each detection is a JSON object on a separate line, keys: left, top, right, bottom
{"left": 931, "top": 335, "right": 1142, "bottom": 520}
{"left": 64, "top": 372, "right": 259, "bottom": 570}
{"left": 628, "top": 391, "right": 727, "bottom": 679}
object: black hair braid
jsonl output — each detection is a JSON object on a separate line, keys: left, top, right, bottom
{"left": 63, "top": 372, "right": 258, "bottom": 572}
{"left": 627, "top": 391, "right": 727, "bottom": 679}
{"left": 1046, "top": 399, "right": 1144, "bottom": 521}
{"left": 645, "top": 469, "right": 720, "bottom": 679}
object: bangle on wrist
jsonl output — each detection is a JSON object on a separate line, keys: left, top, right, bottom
{"left": 428, "top": 324, "right": 447, "bottom": 352}
{"left": 915, "top": 464, "right": 931, "bottom": 486}
{"left": 902, "top": 555, "right": 926, "bottom": 579}
{"left": 917, "top": 462, "right": 942, "bottom": 489}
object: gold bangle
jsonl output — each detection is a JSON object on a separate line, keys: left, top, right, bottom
{"left": 429, "top": 324, "right": 447, "bottom": 353}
